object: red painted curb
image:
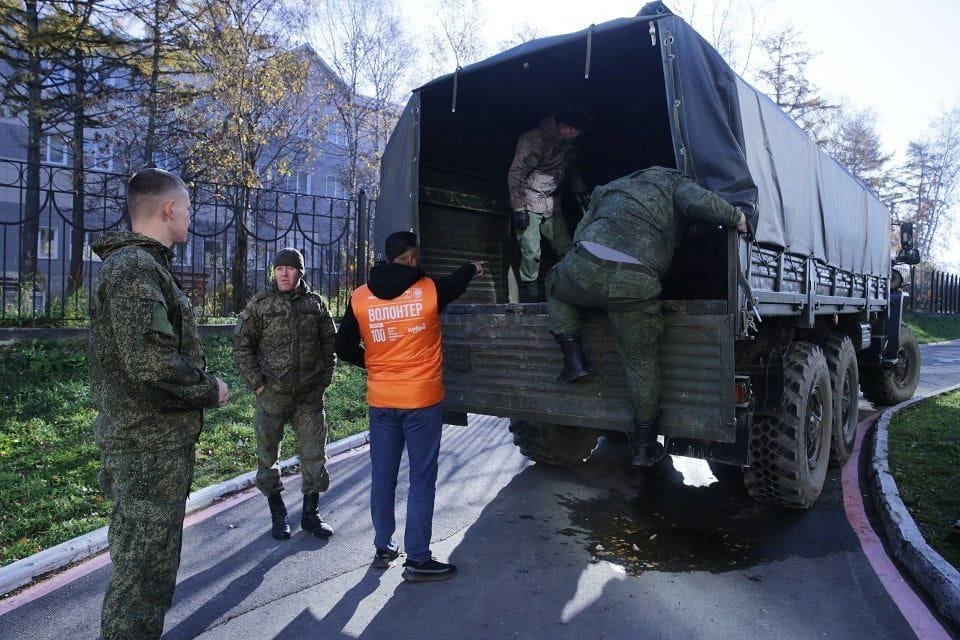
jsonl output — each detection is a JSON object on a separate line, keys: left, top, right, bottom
{"left": 842, "top": 414, "right": 952, "bottom": 639}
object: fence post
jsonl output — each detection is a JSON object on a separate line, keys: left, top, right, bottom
{"left": 909, "top": 264, "right": 915, "bottom": 311}
{"left": 356, "top": 189, "right": 367, "bottom": 286}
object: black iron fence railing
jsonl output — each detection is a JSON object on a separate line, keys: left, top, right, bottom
{"left": 901, "top": 265, "right": 960, "bottom": 314}
{"left": 0, "top": 159, "right": 375, "bottom": 325}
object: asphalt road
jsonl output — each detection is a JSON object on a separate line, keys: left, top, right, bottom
{"left": 1, "top": 340, "right": 959, "bottom": 640}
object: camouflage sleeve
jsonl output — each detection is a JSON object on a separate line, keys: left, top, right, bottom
{"left": 507, "top": 132, "right": 541, "bottom": 211}
{"left": 106, "top": 266, "right": 219, "bottom": 409}
{"left": 232, "top": 301, "right": 265, "bottom": 391}
{"left": 673, "top": 176, "right": 743, "bottom": 228}
{"left": 318, "top": 299, "right": 336, "bottom": 389}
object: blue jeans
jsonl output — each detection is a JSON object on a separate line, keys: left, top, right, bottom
{"left": 369, "top": 403, "right": 443, "bottom": 563}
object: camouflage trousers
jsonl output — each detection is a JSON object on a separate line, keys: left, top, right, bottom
{"left": 546, "top": 249, "right": 664, "bottom": 421}
{"left": 99, "top": 445, "right": 195, "bottom": 640}
{"left": 254, "top": 387, "right": 330, "bottom": 496}
{"left": 515, "top": 211, "right": 573, "bottom": 282}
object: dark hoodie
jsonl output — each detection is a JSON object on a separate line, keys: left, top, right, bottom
{"left": 89, "top": 231, "right": 219, "bottom": 451}
{"left": 334, "top": 262, "right": 477, "bottom": 368}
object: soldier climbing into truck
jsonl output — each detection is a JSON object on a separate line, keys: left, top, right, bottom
{"left": 546, "top": 166, "right": 749, "bottom": 466}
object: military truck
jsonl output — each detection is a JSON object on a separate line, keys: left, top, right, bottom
{"left": 373, "top": 1, "right": 921, "bottom": 508}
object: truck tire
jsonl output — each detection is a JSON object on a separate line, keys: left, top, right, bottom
{"left": 860, "top": 325, "right": 921, "bottom": 407}
{"left": 823, "top": 334, "right": 859, "bottom": 466}
{"left": 509, "top": 419, "right": 598, "bottom": 466}
{"left": 743, "top": 342, "right": 833, "bottom": 509}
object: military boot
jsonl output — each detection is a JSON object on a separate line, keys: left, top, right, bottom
{"left": 553, "top": 332, "right": 593, "bottom": 382}
{"left": 267, "top": 493, "right": 291, "bottom": 540}
{"left": 631, "top": 417, "right": 665, "bottom": 467}
{"left": 301, "top": 492, "right": 334, "bottom": 538}
{"left": 518, "top": 280, "right": 542, "bottom": 303}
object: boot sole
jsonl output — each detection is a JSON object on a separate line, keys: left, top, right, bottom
{"left": 271, "top": 531, "right": 292, "bottom": 540}
{"left": 301, "top": 525, "right": 334, "bottom": 538}
{"left": 401, "top": 569, "right": 456, "bottom": 582}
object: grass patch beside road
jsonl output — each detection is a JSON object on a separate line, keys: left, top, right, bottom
{"left": 887, "top": 389, "right": 960, "bottom": 569}
{"left": 904, "top": 313, "right": 960, "bottom": 345}
{"left": 0, "top": 337, "right": 368, "bottom": 567}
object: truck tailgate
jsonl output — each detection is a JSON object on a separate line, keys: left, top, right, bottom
{"left": 441, "top": 302, "right": 737, "bottom": 443}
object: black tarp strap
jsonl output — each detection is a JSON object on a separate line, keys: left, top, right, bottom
{"left": 451, "top": 66, "right": 461, "bottom": 113}
{"left": 584, "top": 24, "right": 594, "bottom": 79}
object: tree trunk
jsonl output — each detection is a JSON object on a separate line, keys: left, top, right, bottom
{"left": 230, "top": 188, "right": 250, "bottom": 314}
{"left": 67, "top": 26, "right": 87, "bottom": 297}
{"left": 20, "top": 0, "right": 43, "bottom": 307}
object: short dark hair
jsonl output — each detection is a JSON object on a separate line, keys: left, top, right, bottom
{"left": 127, "top": 168, "right": 187, "bottom": 220}
{"left": 556, "top": 103, "right": 594, "bottom": 130}
{"left": 384, "top": 231, "right": 418, "bottom": 262}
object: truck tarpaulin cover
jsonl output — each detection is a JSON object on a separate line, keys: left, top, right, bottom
{"left": 376, "top": 1, "right": 889, "bottom": 278}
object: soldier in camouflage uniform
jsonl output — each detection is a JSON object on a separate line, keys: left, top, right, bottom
{"left": 90, "top": 168, "right": 229, "bottom": 640}
{"left": 234, "top": 248, "right": 337, "bottom": 540}
{"left": 507, "top": 104, "right": 593, "bottom": 302}
{"left": 546, "top": 166, "right": 747, "bottom": 466}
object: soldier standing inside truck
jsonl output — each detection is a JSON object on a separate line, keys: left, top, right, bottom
{"left": 507, "top": 104, "right": 593, "bottom": 302}
{"left": 545, "top": 166, "right": 748, "bottom": 466}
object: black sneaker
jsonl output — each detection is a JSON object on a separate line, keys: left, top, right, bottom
{"left": 401, "top": 557, "right": 457, "bottom": 582}
{"left": 372, "top": 547, "right": 401, "bottom": 569}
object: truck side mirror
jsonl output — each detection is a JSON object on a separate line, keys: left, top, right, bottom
{"left": 896, "top": 222, "right": 921, "bottom": 265}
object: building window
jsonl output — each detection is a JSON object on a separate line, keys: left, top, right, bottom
{"left": 283, "top": 171, "right": 312, "bottom": 194}
{"left": 325, "top": 175, "right": 347, "bottom": 200}
{"left": 42, "top": 135, "right": 69, "bottom": 165}
{"left": 327, "top": 122, "right": 347, "bottom": 146}
{"left": 38, "top": 227, "right": 59, "bottom": 259}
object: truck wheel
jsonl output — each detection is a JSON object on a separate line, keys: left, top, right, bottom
{"left": 824, "top": 335, "right": 859, "bottom": 466}
{"left": 743, "top": 342, "right": 833, "bottom": 509}
{"left": 509, "top": 419, "right": 598, "bottom": 466}
{"left": 860, "top": 325, "right": 921, "bottom": 407}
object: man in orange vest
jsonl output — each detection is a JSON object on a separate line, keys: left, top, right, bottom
{"left": 335, "top": 231, "right": 482, "bottom": 582}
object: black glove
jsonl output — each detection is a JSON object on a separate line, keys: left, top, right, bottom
{"left": 512, "top": 209, "right": 530, "bottom": 232}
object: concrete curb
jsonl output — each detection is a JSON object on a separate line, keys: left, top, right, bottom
{"left": 869, "top": 383, "right": 960, "bottom": 628}
{"left": 0, "top": 431, "right": 370, "bottom": 598}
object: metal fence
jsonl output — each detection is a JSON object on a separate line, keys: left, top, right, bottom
{"left": 902, "top": 265, "right": 960, "bottom": 314}
{"left": 0, "top": 159, "right": 375, "bottom": 324}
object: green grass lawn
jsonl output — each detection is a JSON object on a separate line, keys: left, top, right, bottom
{"left": 887, "top": 389, "right": 960, "bottom": 569}
{"left": 903, "top": 312, "right": 960, "bottom": 345}
{"left": 0, "top": 337, "right": 368, "bottom": 567}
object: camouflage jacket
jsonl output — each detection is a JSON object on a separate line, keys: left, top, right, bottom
{"left": 89, "top": 232, "right": 220, "bottom": 453}
{"left": 233, "top": 281, "right": 336, "bottom": 396}
{"left": 507, "top": 115, "right": 587, "bottom": 215}
{"left": 574, "top": 166, "right": 743, "bottom": 279}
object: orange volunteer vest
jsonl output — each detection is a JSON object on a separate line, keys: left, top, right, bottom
{"left": 351, "top": 276, "right": 445, "bottom": 409}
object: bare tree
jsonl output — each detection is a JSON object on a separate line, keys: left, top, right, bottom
{"left": 822, "top": 104, "right": 891, "bottom": 196}
{"left": 424, "top": 0, "right": 487, "bottom": 79}
{"left": 313, "top": 0, "right": 413, "bottom": 196}
{"left": 496, "top": 24, "right": 543, "bottom": 51}
{"left": 892, "top": 104, "right": 960, "bottom": 263}
{"left": 671, "top": 0, "right": 766, "bottom": 74}
{"left": 754, "top": 25, "right": 835, "bottom": 143}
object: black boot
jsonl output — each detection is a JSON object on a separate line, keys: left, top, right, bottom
{"left": 267, "top": 493, "right": 291, "bottom": 540}
{"left": 631, "top": 417, "right": 665, "bottom": 467}
{"left": 553, "top": 332, "right": 593, "bottom": 382}
{"left": 301, "top": 492, "right": 334, "bottom": 538}
{"left": 518, "top": 280, "right": 542, "bottom": 303}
